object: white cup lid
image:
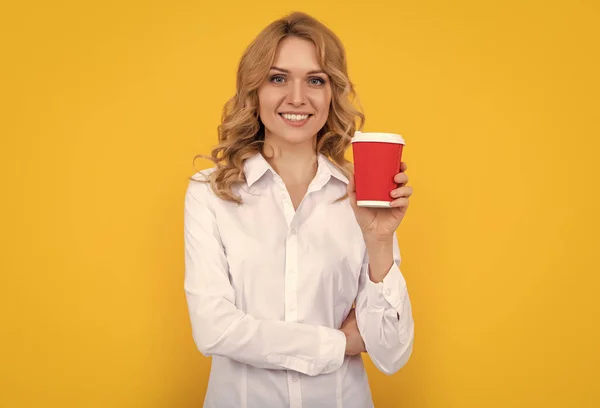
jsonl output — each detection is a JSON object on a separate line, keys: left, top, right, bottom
{"left": 351, "top": 131, "right": 405, "bottom": 145}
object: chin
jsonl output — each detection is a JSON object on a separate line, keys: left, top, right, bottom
{"left": 284, "top": 129, "right": 317, "bottom": 142}
{"left": 268, "top": 126, "right": 319, "bottom": 145}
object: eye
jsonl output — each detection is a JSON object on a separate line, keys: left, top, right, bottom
{"left": 309, "top": 77, "right": 326, "bottom": 86}
{"left": 270, "top": 75, "right": 286, "bottom": 84}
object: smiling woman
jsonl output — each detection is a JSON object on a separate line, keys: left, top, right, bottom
{"left": 192, "top": 11, "right": 365, "bottom": 206}
{"left": 184, "top": 11, "right": 414, "bottom": 408}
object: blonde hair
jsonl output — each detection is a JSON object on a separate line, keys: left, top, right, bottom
{"left": 191, "top": 11, "right": 364, "bottom": 204}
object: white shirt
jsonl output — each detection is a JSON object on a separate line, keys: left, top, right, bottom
{"left": 184, "top": 151, "right": 415, "bottom": 408}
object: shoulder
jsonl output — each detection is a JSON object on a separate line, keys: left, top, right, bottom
{"left": 190, "top": 166, "right": 217, "bottom": 182}
{"left": 185, "top": 167, "right": 218, "bottom": 205}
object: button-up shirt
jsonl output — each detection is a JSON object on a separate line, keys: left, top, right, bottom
{"left": 184, "top": 151, "right": 414, "bottom": 408}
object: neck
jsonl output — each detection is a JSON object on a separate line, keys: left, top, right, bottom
{"left": 262, "top": 137, "right": 319, "bottom": 186}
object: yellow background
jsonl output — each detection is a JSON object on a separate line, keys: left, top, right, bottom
{"left": 1, "top": 0, "right": 599, "bottom": 407}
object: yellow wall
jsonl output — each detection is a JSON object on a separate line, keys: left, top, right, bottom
{"left": 1, "top": 1, "right": 599, "bottom": 407}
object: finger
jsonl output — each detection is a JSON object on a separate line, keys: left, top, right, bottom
{"left": 390, "top": 197, "right": 409, "bottom": 208}
{"left": 390, "top": 186, "right": 413, "bottom": 198}
{"left": 394, "top": 172, "right": 409, "bottom": 185}
{"left": 400, "top": 162, "right": 407, "bottom": 172}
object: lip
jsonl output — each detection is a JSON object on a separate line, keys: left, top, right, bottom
{"left": 279, "top": 112, "right": 312, "bottom": 127}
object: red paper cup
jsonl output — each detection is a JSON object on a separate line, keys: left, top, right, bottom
{"left": 351, "top": 131, "right": 406, "bottom": 208}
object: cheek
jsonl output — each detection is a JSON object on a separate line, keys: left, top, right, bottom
{"left": 315, "top": 88, "right": 332, "bottom": 111}
{"left": 314, "top": 92, "right": 332, "bottom": 119}
{"left": 257, "top": 89, "right": 278, "bottom": 116}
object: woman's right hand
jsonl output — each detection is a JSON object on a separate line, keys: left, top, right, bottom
{"left": 340, "top": 308, "right": 366, "bottom": 356}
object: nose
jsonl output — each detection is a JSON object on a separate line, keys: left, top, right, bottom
{"left": 287, "top": 81, "right": 306, "bottom": 106}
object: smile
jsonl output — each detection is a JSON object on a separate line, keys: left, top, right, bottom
{"left": 279, "top": 113, "right": 313, "bottom": 127}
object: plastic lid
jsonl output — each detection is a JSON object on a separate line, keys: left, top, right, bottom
{"left": 351, "top": 131, "right": 405, "bottom": 145}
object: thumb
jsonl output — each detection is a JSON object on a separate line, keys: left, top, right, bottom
{"left": 347, "top": 174, "right": 358, "bottom": 210}
{"left": 347, "top": 171, "right": 356, "bottom": 196}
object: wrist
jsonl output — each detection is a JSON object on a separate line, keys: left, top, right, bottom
{"left": 365, "top": 237, "right": 394, "bottom": 283}
{"left": 363, "top": 232, "right": 394, "bottom": 245}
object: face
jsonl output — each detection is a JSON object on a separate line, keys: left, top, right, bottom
{"left": 257, "top": 37, "right": 332, "bottom": 150}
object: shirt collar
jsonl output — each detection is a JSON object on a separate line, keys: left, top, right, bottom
{"left": 243, "top": 152, "right": 271, "bottom": 187}
{"left": 243, "top": 151, "right": 349, "bottom": 187}
{"left": 318, "top": 153, "right": 350, "bottom": 184}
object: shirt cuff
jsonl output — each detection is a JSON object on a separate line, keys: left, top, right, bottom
{"left": 366, "top": 261, "right": 407, "bottom": 310}
{"left": 317, "top": 326, "right": 346, "bottom": 375}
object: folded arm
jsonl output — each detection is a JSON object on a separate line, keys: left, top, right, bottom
{"left": 184, "top": 179, "right": 346, "bottom": 376}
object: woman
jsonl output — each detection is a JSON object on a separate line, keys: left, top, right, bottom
{"left": 184, "top": 11, "right": 415, "bottom": 408}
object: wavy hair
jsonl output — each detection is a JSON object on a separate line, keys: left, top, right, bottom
{"left": 191, "top": 11, "right": 364, "bottom": 204}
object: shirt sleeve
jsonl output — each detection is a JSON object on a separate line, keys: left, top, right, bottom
{"left": 354, "top": 232, "right": 415, "bottom": 375}
{"left": 183, "top": 177, "right": 346, "bottom": 377}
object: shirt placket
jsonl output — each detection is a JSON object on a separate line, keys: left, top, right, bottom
{"left": 276, "top": 179, "right": 302, "bottom": 408}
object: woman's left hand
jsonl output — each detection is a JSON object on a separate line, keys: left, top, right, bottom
{"left": 347, "top": 162, "right": 413, "bottom": 240}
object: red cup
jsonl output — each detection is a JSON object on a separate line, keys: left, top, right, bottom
{"left": 351, "top": 131, "right": 406, "bottom": 207}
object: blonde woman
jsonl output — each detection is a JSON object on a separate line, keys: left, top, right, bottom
{"left": 184, "top": 11, "right": 415, "bottom": 408}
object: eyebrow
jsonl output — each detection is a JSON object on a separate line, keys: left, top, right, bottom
{"left": 270, "top": 66, "right": 327, "bottom": 75}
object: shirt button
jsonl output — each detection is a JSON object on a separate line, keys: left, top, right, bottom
{"left": 289, "top": 268, "right": 295, "bottom": 274}
{"left": 288, "top": 305, "right": 295, "bottom": 312}
{"left": 292, "top": 375, "right": 299, "bottom": 382}
{"left": 291, "top": 228, "right": 296, "bottom": 235}
{"left": 385, "top": 288, "right": 392, "bottom": 296}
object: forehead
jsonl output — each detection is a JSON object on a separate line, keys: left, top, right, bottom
{"left": 272, "top": 37, "right": 322, "bottom": 73}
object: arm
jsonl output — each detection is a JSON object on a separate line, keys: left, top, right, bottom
{"left": 354, "top": 232, "right": 415, "bottom": 375}
{"left": 183, "top": 179, "right": 346, "bottom": 376}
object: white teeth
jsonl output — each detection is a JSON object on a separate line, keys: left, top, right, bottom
{"left": 281, "top": 113, "right": 309, "bottom": 121}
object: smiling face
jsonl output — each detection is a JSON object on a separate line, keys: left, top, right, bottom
{"left": 257, "top": 36, "right": 332, "bottom": 150}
